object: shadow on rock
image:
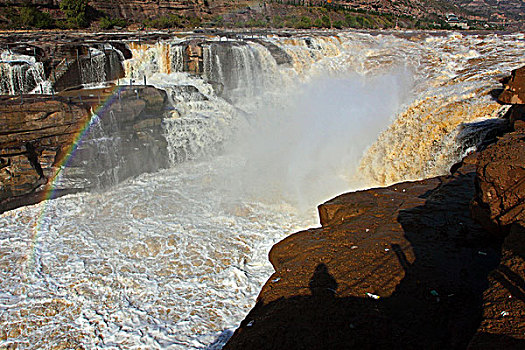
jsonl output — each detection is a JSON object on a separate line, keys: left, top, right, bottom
{"left": 224, "top": 173, "right": 525, "bottom": 349}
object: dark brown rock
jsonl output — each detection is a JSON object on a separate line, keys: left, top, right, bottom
{"left": 498, "top": 66, "right": 525, "bottom": 105}
{"left": 468, "top": 223, "right": 525, "bottom": 348}
{"left": 0, "top": 85, "right": 170, "bottom": 213}
{"left": 224, "top": 161, "right": 518, "bottom": 349}
{"left": 0, "top": 96, "right": 90, "bottom": 204}
{"left": 471, "top": 128, "right": 525, "bottom": 234}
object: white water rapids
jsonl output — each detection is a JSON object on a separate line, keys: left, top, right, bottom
{"left": 1, "top": 31, "right": 524, "bottom": 349}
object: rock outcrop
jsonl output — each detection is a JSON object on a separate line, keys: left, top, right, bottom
{"left": 0, "top": 0, "right": 209, "bottom": 20}
{"left": 0, "top": 85, "right": 170, "bottom": 213}
{"left": 470, "top": 122, "right": 525, "bottom": 235}
{"left": 468, "top": 66, "right": 525, "bottom": 348}
{"left": 224, "top": 160, "right": 509, "bottom": 349}
{"left": 224, "top": 68, "right": 525, "bottom": 349}
{"left": 499, "top": 67, "right": 525, "bottom": 105}
{"left": 0, "top": 95, "right": 90, "bottom": 206}
{"left": 471, "top": 66, "right": 525, "bottom": 237}
{"left": 89, "top": 0, "right": 209, "bottom": 20}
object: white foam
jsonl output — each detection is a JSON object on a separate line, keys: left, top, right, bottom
{"left": 1, "top": 32, "right": 524, "bottom": 349}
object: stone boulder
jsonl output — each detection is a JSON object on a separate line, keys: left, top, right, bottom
{"left": 498, "top": 66, "right": 525, "bottom": 105}
{"left": 471, "top": 126, "right": 525, "bottom": 235}
{"left": 471, "top": 65, "right": 525, "bottom": 235}
{"left": 467, "top": 69, "right": 525, "bottom": 347}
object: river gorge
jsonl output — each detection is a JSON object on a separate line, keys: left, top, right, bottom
{"left": 0, "top": 30, "right": 524, "bottom": 349}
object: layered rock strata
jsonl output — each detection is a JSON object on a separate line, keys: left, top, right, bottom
{"left": 224, "top": 67, "right": 525, "bottom": 349}
{"left": 0, "top": 85, "right": 170, "bottom": 213}
{"left": 0, "top": 33, "right": 292, "bottom": 94}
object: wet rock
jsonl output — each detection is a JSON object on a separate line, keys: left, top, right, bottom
{"left": 184, "top": 42, "right": 204, "bottom": 75}
{"left": 0, "top": 40, "right": 127, "bottom": 94}
{"left": 170, "top": 85, "right": 208, "bottom": 103}
{"left": 249, "top": 39, "right": 293, "bottom": 66}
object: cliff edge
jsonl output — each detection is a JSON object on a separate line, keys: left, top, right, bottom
{"left": 224, "top": 67, "right": 525, "bottom": 349}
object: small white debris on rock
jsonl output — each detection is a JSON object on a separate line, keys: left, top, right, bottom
{"left": 366, "top": 292, "right": 380, "bottom": 299}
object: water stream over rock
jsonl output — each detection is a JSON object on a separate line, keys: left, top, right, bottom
{"left": 0, "top": 31, "right": 524, "bottom": 349}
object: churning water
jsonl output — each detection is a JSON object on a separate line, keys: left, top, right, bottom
{"left": 0, "top": 31, "right": 524, "bottom": 349}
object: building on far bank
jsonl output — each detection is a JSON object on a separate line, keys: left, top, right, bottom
{"left": 446, "top": 13, "right": 469, "bottom": 29}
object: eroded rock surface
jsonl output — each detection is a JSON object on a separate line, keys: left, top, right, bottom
{"left": 467, "top": 73, "right": 525, "bottom": 348}
{"left": 499, "top": 66, "right": 525, "bottom": 105}
{"left": 0, "top": 85, "right": 170, "bottom": 213}
{"left": 224, "top": 160, "right": 511, "bottom": 349}
{"left": 471, "top": 123, "right": 525, "bottom": 235}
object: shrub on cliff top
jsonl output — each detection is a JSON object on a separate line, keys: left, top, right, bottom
{"left": 100, "top": 17, "right": 128, "bottom": 30}
{"left": 60, "top": 0, "right": 89, "bottom": 28}
{"left": 17, "top": 6, "right": 55, "bottom": 29}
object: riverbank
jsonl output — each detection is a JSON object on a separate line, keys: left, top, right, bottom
{"left": 1, "top": 31, "right": 523, "bottom": 348}
{"left": 0, "top": 86, "right": 170, "bottom": 213}
{"left": 223, "top": 67, "right": 525, "bottom": 349}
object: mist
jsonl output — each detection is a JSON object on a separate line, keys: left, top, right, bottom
{"left": 219, "top": 70, "right": 414, "bottom": 211}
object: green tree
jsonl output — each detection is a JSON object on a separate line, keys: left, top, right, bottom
{"left": 321, "top": 15, "right": 331, "bottom": 28}
{"left": 19, "top": 6, "right": 55, "bottom": 29}
{"left": 332, "top": 20, "right": 344, "bottom": 29}
{"left": 100, "top": 17, "right": 127, "bottom": 30}
{"left": 296, "top": 16, "right": 312, "bottom": 29}
{"left": 60, "top": 0, "right": 88, "bottom": 28}
{"left": 345, "top": 14, "right": 358, "bottom": 27}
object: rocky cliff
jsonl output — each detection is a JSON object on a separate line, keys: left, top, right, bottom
{"left": 1, "top": 0, "right": 523, "bottom": 30}
{"left": 0, "top": 85, "right": 170, "bottom": 213}
{"left": 0, "top": 0, "right": 209, "bottom": 19}
{"left": 224, "top": 67, "right": 525, "bottom": 349}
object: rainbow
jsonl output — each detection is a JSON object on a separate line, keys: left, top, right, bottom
{"left": 26, "top": 85, "right": 123, "bottom": 279}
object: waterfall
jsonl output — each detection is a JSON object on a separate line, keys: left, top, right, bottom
{"left": 1, "top": 31, "right": 525, "bottom": 350}
{"left": 202, "top": 41, "right": 280, "bottom": 101}
{"left": 124, "top": 41, "right": 185, "bottom": 79}
{"left": 0, "top": 51, "right": 48, "bottom": 94}
{"left": 171, "top": 44, "right": 185, "bottom": 72}
{"left": 358, "top": 86, "right": 509, "bottom": 186}
{"left": 119, "top": 33, "right": 524, "bottom": 193}
{"left": 162, "top": 83, "right": 242, "bottom": 164}
{"left": 80, "top": 48, "right": 107, "bottom": 85}
{"left": 54, "top": 112, "right": 123, "bottom": 191}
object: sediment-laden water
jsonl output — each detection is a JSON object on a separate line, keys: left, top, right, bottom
{"left": 1, "top": 31, "right": 524, "bottom": 349}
